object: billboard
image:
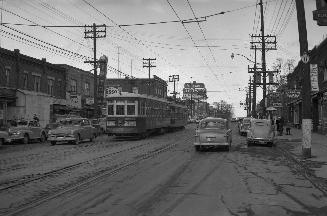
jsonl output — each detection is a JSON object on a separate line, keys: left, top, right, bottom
{"left": 183, "top": 82, "right": 206, "bottom": 100}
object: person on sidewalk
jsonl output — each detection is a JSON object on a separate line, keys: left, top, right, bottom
{"left": 279, "top": 116, "right": 284, "bottom": 136}
{"left": 285, "top": 121, "right": 291, "bottom": 135}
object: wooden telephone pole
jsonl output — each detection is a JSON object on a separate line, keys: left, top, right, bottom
{"left": 295, "top": 0, "right": 312, "bottom": 158}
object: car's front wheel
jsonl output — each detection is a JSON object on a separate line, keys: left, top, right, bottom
{"left": 50, "top": 141, "right": 56, "bottom": 146}
{"left": 195, "top": 145, "right": 201, "bottom": 151}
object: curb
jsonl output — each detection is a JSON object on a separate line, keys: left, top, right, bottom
{"left": 275, "top": 138, "right": 302, "bottom": 142}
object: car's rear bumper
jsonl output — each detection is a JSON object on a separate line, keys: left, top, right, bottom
{"left": 194, "top": 142, "right": 229, "bottom": 146}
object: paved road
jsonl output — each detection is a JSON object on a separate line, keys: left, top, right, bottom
{"left": 1, "top": 123, "right": 327, "bottom": 216}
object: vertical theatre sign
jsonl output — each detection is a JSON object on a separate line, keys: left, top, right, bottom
{"left": 310, "top": 64, "right": 319, "bottom": 92}
{"left": 98, "top": 55, "right": 108, "bottom": 104}
{"left": 313, "top": 0, "right": 327, "bottom": 26}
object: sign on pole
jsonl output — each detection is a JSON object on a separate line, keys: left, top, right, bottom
{"left": 301, "top": 52, "right": 310, "bottom": 64}
{"left": 310, "top": 64, "right": 319, "bottom": 92}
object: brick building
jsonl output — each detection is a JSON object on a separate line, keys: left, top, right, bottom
{"left": 56, "top": 64, "right": 95, "bottom": 118}
{"left": 286, "top": 38, "right": 327, "bottom": 134}
{"left": 0, "top": 48, "right": 66, "bottom": 127}
{"left": 105, "top": 75, "right": 168, "bottom": 99}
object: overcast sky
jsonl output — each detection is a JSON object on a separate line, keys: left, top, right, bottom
{"left": 0, "top": 0, "right": 326, "bottom": 116}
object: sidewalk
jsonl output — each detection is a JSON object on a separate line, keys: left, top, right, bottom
{"left": 275, "top": 127, "right": 327, "bottom": 179}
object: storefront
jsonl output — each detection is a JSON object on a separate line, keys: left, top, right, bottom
{"left": 0, "top": 88, "right": 16, "bottom": 127}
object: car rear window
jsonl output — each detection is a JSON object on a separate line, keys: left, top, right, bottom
{"left": 200, "top": 121, "right": 226, "bottom": 129}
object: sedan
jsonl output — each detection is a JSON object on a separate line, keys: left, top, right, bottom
{"left": 47, "top": 118, "right": 97, "bottom": 145}
{"left": 247, "top": 119, "right": 275, "bottom": 146}
{"left": 194, "top": 117, "right": 232, "bottom": 151}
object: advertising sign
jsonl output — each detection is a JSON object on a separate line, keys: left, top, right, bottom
{"left": 310, "top": 64, "right": 319, "bottom": 92}
{"left": 104, "top": 87, "right": 120, "bottom": 98}
{"left": 273, "top": 103, "right": 282, "bottom": 107}
{"left": 286, "top": 90, "right": 301, "bottom": 99}
{"left": 85, "top": 97, "right": 94, "bottom": 105}
{"left": 98, "top": 55, "right": 108, "bottom": 103}
{"left": 67, "top": 93, "right": 82, "bottom": 108}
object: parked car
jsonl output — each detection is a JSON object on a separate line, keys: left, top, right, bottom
{"left": 239, "top": 117, "right": 251, "bottom": 136}
{"left": 7, "top": 120, "right": 47, "bottom": 144}
{"left": 194, "top": 117, "right": 232, "bottom": 151}
{"left": 45, "top": 122, "right": 61, "bottom": 137}
{"left": 247, "top": 118, "right": 275, "bottom": 146}
{"left": 47, "top": 118, "right": 97, "bottom": 145}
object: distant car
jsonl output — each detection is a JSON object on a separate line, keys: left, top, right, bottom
{"left": 194, "top": 117, "right": 232, "bottom": 151}
{"left": 47, "top": 118, "right": 97, "bottom": 145}
{"left": 7, "top": 120, "right": 47, "bottom": 144}
{"left": 247, "top": 119, "right": 275, "bottom": 146}
{"left": 239, "top": 117, "right": 252, "bottom": 136}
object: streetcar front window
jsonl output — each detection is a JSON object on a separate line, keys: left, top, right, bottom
{"left": 116, "top": 105, "right": 125, "bottom": 115}
{"left": 127, "top": 104, "right": 135, "bottom": 115}
{"left": 107, "top": 105, "right": 114, "bottom": 115}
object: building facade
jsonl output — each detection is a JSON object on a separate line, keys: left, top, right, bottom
{"left": 0, "top": 48, "right": 66, "bottom": 127}
{"left": 56, "top": 64, "right": 95, "bottom": 118}
{"left": 286, "top": 38, "right": 327, "bottom": 134}
{"left": 105, "top": 75, "right": 168, "bottom": 99}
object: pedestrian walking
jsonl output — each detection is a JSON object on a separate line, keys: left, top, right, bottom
{"left": 286, "top": 121, "right": 291, "bottom": 135}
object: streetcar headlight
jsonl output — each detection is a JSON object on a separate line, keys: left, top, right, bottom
{"left": 125, "top": 121, "right": 136, "bottom": 126}
{"left": 107, "top": 121, "right": 116, "bottom": 126}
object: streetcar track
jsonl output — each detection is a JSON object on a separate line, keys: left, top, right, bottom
{"left": 3, "top": 136, "right": 193, "bottom": 216}
{"left": 0, "top": 140, "right": 156, "bottom": 192}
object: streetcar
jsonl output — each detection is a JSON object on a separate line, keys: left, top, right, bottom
{"left": 105, "top": 92, "right": 188, "bottom": 138}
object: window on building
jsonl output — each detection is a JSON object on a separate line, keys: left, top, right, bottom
{"left": 47, "top": 78, "right": 54, "bottom": 96}
{"left": 70, "top": 79, "right": 77, "bottom": 94}
{"left": 85, "top": 82, "right": 90, "bottom": 96}
{"left": 23, "top": 72, "right": 28, "bottom": 89}
{"left": 324, "top": 67, "right": 327, "bottom": 81}
{"left": 5, "top": 67, "right": 10, "bottom": 86}
{"left": 32, "top": 74, "right": 41, "bottom": 92}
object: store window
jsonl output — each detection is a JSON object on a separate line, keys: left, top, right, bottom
{"left": 324, "top": 67, "right": 327, "bottom": 81}
{"left": 107, "top": 105, "right": 114, "bottom": 115}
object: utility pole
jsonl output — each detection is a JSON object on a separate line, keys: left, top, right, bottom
{"left": 295, "top": 0, "right": 312, "bottom": 158}
{"left": 248, "top": 77, "right": 252, "bottom": 116}
{"left": 84, "top": 23, "right": 106, "bottom": 118}
{"left": 169, "top": 75, "right": 179, "bottom": 99}
{"left": 252, "top": 46, "right": 257, "bottom": 118}
{"left": 117, "top": 46, "right": 120, "bottom": 78}
{"left": 143, "top": 58, "right": 156, "bottom": 95}
{"left": 143, "top": 58, "right": 156, "bottom": 79}
{"left": 260, "top": 0, "right": 267, "bottom": 117}
{"left": 250, "top": 0, "right": 277, "bottom": 118}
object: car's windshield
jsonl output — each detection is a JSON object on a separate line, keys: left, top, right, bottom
{"left": 200, "top": 121, "right": 226, "bottom": 129}
{"left": 253, "top": 121, "right": 270, "bottom": 128}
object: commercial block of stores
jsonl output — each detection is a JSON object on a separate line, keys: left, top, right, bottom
{"left": 0, "top": 48, "right": 66, "bottom": 127}
{"left": 285, "top": 38, "right": 327, "bottom": 134}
